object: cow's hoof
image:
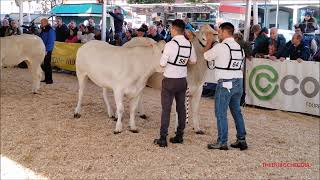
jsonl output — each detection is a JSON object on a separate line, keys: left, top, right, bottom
{"left": 195, "top": 130, "right": 205, "bottom": 135}
{"left": 74, "top": 113, "right": 81, "bottom": 118}
{"left": 139, "top": 114, "right": 148, "bottom": 119}
{"left": 110, "top": 116, "right": 115, "bottom": 119}
{"left": 113, "top": 118, "right": 118, "bottom": 122}
{"left": 129, "top": 129, "right": 139, "bottom": 133}
{"left": 113, "top": 131, "right": 121, "bottom": 134}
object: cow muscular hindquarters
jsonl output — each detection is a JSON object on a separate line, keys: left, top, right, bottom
{"left": 0, "top": 34, "right": 45, "bottom": 93}
{"left": 74, "top": 38, "right": 165, "bottom": 133}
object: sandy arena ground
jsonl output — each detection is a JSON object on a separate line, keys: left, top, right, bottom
{"left": 1, "top": 68, "right": 319, "bottom": 179}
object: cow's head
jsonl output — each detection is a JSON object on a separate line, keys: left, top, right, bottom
{"left": 198, "top": 24, "right": 219, "bottom": 47}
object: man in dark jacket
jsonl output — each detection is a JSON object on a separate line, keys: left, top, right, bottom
{"left": 109, "top": 7, "right": 124, "bottom": 38}
{"left": 54, "top": 17, "right": 68, "bottom": 42}
{"left": 280, "top": 33, "right": 311, "bottom": 62}
{"left": 251, "top": 24, "right": 269, "bottom": 57}
{"left": 39, "top": 18, "right": 55, "bottom": 84}
{"left": 147, "top": 25, "right": 164, "bottom": 42}
{"left": 269, "top": 27, "right": 286, "bottom": 60}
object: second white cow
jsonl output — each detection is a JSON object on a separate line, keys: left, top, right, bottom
{"left": 0, "top": 34, "right": 45, "bottom": 93}
{"left": 74, "top": 38, "right": 165, "bottom": 133}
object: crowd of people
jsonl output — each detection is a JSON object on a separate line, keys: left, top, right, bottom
{"left": 1, "top": 10, "right": 319, "bottom": 63}
{"left": 249, "top": 12, "right": 319, "bottom": 62}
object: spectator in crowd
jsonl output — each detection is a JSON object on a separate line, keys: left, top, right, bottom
{"left": 24, "top": 22, "right": 40, "bottom": 35}
{"left": 280, "top": 33, "right": 311, "bottom": 62}
{"left": 312, "top": 48, "right": 320, "bottom": 61}
{"left": 55, "top": 17, "right": 68, "bottom": 42}
{"left": 0, "top": 19, "right": 10, "bottom": 37}
{"left": 78, "top": 26, "right": 95, "bottom": 43}
{"left": 122, "top": 21, "right": 128, "bottom": 33}
{"left": 157, "top": 23, "right": 166, "bottom": 37}
{"left": 233, "top": 32, "right": 252, "bottom": 59}
{"left": 109, "top": 6, "right": 124, "bottom": 43}
{"left": 5, "top": 20, "right": 21, "bottom": 36}
{"left": 39, "top": 18, "right": 55, "bottom": 84}
{"left": 147, "top": 25, "right": 164, "bottom": 42}
{"left": 140, "top": 24, "right": 148, "bottom": 36}
{"left": 299, "top": 12, "right": 318, "bottom": 34}
{"left": 78, "top": 23, "right": 86, "bottom": 36}
{"left": 65, "top": 20, "right": 79, "bottom": 43}
{"left": 295, "top": 24, "right": 318, "bottom": 55}
{"left": 268, "top": 27, "right": 286, "bottom": 60}
{"left": 251, "top": 24, "right": 269, "bottom": 57}
{"left": 122, "top": 30, "right": 132, "bottom": 45}
{"left": 87, "top": 18, "right": 98, "bottom": 30}
{"left": 184, "top": 17, "right": 195, "bottom": 32}
{"left": 136, "top": 27, "right": 145, "bottom": 37}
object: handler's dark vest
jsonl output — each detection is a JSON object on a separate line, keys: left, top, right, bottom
{"left": 215, "top": 43, "right": 245, "bottom": 71}
{"left": 167, "top": 39, "right": 192, "bottom": 67}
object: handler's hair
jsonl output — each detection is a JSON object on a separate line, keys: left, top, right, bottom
{"left": 172, "top": 19, "right": 185, "bottom": 34}
{"left": 219, "top": 22, "right": 234, "bottom": 35}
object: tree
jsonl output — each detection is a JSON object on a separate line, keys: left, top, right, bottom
{"left": 127, "top": 0, "right": 175, "bottom": 4}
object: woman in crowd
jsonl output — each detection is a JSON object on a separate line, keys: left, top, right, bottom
{"left": 65, "top": 21, "right": 79, "bottom": 43}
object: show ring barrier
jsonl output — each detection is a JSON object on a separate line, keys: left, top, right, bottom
{"left": 51, "top": 42, "right": 320, "bottom": 116}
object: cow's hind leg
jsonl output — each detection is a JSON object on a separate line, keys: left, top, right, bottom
{"left": 129, "top": 94, "right": 142, "bottom": 133}
{"left": 103, "top": 88, "right": 115, "bottom": 118}
{"left": 74, "top": 72, "right": 88, "bottom": 118}
{"left": 137, "top": 95, "right": 147, "bottom": 119}
{"left": 25, "top": 60, "right": 41, "bottom": 94}
{"left": 114, "top": 90, "right": 124, "bottom": 134}
{"left": 192, "top": 86, "right": 205, "bottom": 134}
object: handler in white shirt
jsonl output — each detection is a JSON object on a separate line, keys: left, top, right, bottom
{"left": 154, "top": 19, "right": 197, "bottom": 147}
{"left": 204, "top": 22, "right": 248, "bottom": 151}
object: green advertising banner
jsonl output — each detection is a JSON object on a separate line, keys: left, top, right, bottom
{"left": 246, "top": 58, "right": 320, "bottom": 116}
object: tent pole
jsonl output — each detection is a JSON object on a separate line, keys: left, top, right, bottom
{"left": 101, "top": 0, "right": 107, "bottom": 41}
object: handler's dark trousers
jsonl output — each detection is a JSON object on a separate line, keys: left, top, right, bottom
{"left": 160, "top": 77, "right": 187, "bottom": 137}
{"left": 41, "top": 51, "right": 53, "bottom": 82}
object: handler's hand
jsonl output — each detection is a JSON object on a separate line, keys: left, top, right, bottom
{"left": 269, "top": 56, "right": 277, "bottom": 61}
{"left": 279, "top": 57, "right": 286, "bottom": 62}
{"left": 297, "top": 58, "right": 303, "bottom": 63}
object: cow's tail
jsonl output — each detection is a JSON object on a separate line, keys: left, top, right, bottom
{"left": 186, "top": 87, "right": 190, "bottom": 124}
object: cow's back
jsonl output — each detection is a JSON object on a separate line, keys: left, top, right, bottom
{"left": 76, "top": 40, "right": 160, "bottom": 88}
{"left": 1, "top": 34, "right": 45, "bottom": 66}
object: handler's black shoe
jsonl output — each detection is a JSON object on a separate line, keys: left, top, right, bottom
{"left": 169, "top": 136, "right": 183, "bottom": 144}
{"left": 207, "top": 142, "right": 228, "bottom": 150}
{"left": 46, "top": 80, "right": 53, "bottom": 84}
{"left": 231, "top": 139, "right": 248, "bottom": 151}
{"left": 154, "top": 136, "right": 167, "bottom": 147}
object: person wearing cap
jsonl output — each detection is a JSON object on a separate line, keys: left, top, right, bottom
{"left": 299, "top": 12, "right": 318, "bottom": 34}
{"left": 204, "top": 22, "right": 248, "bottom": 151}
{"left": 154, "top": 19, "right": 197, "bottom": 147}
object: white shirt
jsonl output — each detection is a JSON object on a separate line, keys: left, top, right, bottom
{"left": 204, "top": 37, "right": 244, "bottom": 81}
{"left": 160, "top": 35, "right": 197, "bottom": 78}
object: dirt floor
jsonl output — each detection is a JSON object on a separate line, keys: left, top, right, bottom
{"left": 1, "top": 68, "right": 319, "bottom": 179}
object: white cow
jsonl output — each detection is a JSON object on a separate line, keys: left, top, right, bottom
{"left": 74, "top": 38, "right": 166, "bottom": 134}
{"left": 0, "top": 34, "right": 46, "bottom": 93}
{"left": 106, "top": 25, "right": 218, "bottom": 134}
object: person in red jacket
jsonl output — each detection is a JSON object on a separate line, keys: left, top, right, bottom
{"left": 65, "top": 21, "right": 79, "bottom": 43}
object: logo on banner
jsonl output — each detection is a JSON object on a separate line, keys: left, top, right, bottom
{"left": 249, "top": 64, "right": 320, "bottom": 101}
{"left": 249, "top": 65, "right": 279, "bottom": 101}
